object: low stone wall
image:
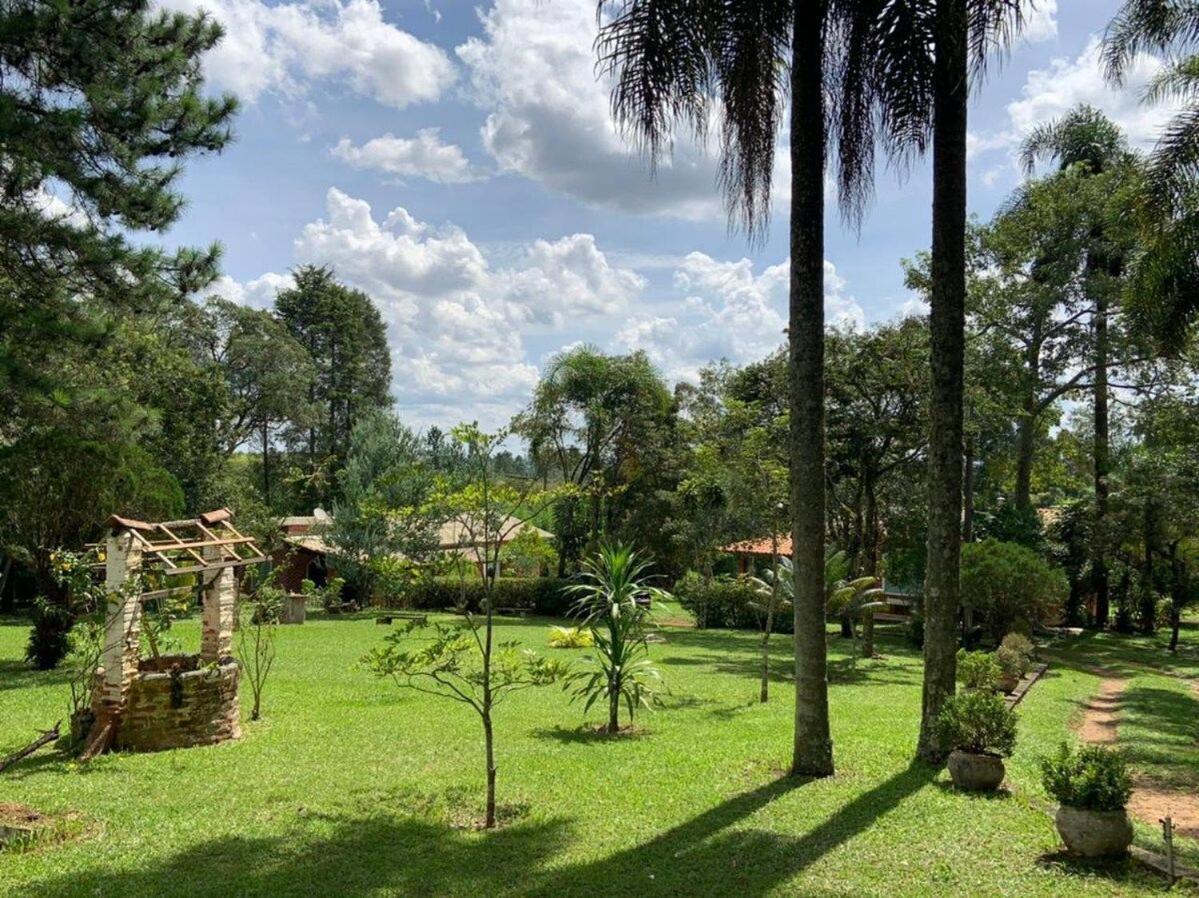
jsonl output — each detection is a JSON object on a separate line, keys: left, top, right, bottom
{"left": 115, "top": 658, "right": 241, "bottom": 752}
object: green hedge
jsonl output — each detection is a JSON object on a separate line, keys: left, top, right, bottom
{"left": 394, "top": 577, "right": 575, "bottom": 617}
{"left": 674, "top": 574, "right": 790, "bottom": 633}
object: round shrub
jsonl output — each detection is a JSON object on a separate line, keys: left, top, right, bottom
{"left": 956, "top": 648, "right": 1001, "bottom": 691}
{"left": 960, "top": 540, "right": 1068, "bottom": 639}
{"left": 674, "top": 574, "right": 789, "bottom": 633}
{"left": 1040, "top": 743, "right": 1132, "bottom": 811}
{"left": 936, "top": 690, "right": 1018, "bottom": 757}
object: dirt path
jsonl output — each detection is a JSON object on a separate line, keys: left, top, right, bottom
{"left": 1076, "top": 674, "right": 1199, "bottom": 840}
{"left": 1076, "top": 676, "right": 1125, "bottom": 744}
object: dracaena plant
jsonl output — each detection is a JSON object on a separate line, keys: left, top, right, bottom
{"left": 567, "top": 545, "right": 666, "bottom": 735}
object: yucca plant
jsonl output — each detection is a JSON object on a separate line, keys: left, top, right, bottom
{"left": 567, "top": 545, "right": 666, "bottom": 734}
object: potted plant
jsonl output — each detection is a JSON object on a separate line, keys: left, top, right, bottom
{"left": 956, "top": 648, "right": 1002, "bottom": 692}
{"left": 1040, "top": 743, "right": 1134, "bottom": 857}
{"left": 994, "top": 645, "right": 1026, "bottom": 693}
{"left": 937, "top": 690, "right": 1017, "bottom": 792}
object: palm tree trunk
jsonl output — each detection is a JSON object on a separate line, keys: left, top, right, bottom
{"left": 917, "top": 0, "right": 968, "bottom": 765}
{"left": 1092, "top": 277, "right": 1110, "bottom": 629}
{"left": 789, "top": 0, "right": 833, "bottom": 779}
{"left": 962, "top": 434, "right": 976, "bottom": 543}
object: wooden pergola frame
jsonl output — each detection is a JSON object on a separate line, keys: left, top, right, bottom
{"left": 105, "top": 508, "right": 266, "bottom": 582}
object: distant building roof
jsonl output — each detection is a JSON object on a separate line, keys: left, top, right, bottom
{"left": 280, "top": 513, "right": 552, "bottom": 561}
{"left": 722, "top": 535, "right": 792, "bottom": 557}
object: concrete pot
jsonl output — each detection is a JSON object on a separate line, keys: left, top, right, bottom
{"left": 996, "top": 673, "right": 1019, "bottom": 694}
{"left": 947, "top": 750, "right": 1006, "bottom": 792}
{"left": 1054, "top": 806, "right": 1134, "bottom": 858}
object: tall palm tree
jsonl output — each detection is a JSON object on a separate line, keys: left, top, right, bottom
{"left": 856, "top": 0, "right": 1023, "bottom": 762}
{"left": 595, "top": 0, "right": 887, "bottom": 777}
{"left": 1104, "top": 2, "right": 1199, "bottom": 352}
{"left": 1022, "top": 106, "right": 1135, "bottom": 630}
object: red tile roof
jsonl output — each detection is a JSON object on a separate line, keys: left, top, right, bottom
{"left": 722, "top": 535, "right": 792, "bottom": 557}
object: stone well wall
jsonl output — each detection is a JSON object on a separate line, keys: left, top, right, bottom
{"left": 115, "top": 659, "right": 241, "bottom": 752}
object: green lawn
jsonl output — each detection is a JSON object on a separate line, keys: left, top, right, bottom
{"left": 1, "top": 613, "right": 1195, "bottom": 897}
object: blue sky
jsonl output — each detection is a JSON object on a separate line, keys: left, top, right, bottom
{"left": 156, "top": 0, "right": 1178, "bottom": 429}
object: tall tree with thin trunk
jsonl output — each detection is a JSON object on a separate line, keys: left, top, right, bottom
{"left": 596, "top": 0, "right": 899, "bottom": 777}
{"left": 864, "top": 0, "right": 1024, "bottom": 762}
{"left": 1022, "top": 106, "right": 1136, "bottom": 628}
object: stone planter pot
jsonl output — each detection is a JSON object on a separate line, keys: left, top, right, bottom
{"left": 947, "top": 750, "right": 1006, "bottom": 792}
{"left": 1054, "top": 806, "right": 1134, "bottom": 858}
{"left": 996, "top": 673, "right": 1019, "bottom": 694}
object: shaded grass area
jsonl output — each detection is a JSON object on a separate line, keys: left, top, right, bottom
{"left": 0, "top": 615, "right": 1190, "bottom": 897}
{"left": 1041, "top": 621, "right": 1199, "bottom": 868}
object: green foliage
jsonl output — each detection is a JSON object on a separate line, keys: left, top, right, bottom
{"left": 936, "top": 690, "right": 1018, "bottom": 757}
{"left": 513, "top": 345, "right": 676, "bottom": 573}
{"left": 547, "top": 626, "right": 593, "bottom": 649}
{"left": 995, "top": 645, "right": 1028, "bottom": 681}
{"left": 0, "top": 0, "right": 236, "bottom": 407}
{"left": 276, "top": 266, "right": 392, "bottom": 504}
{"left": 960, "top": 540, "right": 1068, "bottom": 639}
{"left": 363, "top": 619, "right": 568, "bottom": 712}
{"left": 501, "top": 527, "right": 558, "bottom": 578}
{"left": 998, "top": 632, "right": 1035, "bottom": 680}
{"left": 328, "top": 410, "right": 437, "bottom": 603}
{"left": 674, "top": 574, "right": 784, "bottom": 633}
{"left": 301, "top": 577, "right": 345, "bottom": 613}
{"left": 396, "top": 577, "right": 575, "bottom": 616}
{"left": 567, "top": 546, "right": 665, "bottom": 733}
{"left": 1040, "top": 743, "right": 1133, "bottom": 811}
{"left": 956, "top": 649, "right": 1002, "bottom": 691}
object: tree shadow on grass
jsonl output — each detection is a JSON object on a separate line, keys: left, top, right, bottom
{"left": 1035, "top": 849, "right": 1165, "bottom": 889}
{"left": 0, "top": 658, "right": 71, "bottom": 692}
{"left": 524, "top": 760, "right": 938, "bottom": 898}
{"left": 22, "top": 762, "right": 938, "bottom": 898}
{"left": 24, "top": 812, "right": 573, "bottom": 898}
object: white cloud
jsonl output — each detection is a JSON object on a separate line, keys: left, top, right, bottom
{"left": 970, "top": 36, "right": 1185, "bottom": 168}
{"left": 456, "top": 0, "right": 789, "bottom": 221}
{"left": 615, "top": 252, "right": 863, "bottom": 383}
{"left": 330, "top": 129, "right": 478, "bottom": 183}
{"left": 206, "top": 271, "right": 294, "bottom": 310}
{"left": 1021, "top": 0, "right": 1058, "bottom": 44}
{"left": 214, "top": 188, "right": 644, "bottom": 428}
{"left": 159, "top": 0, "right": 455, "bottom": 108}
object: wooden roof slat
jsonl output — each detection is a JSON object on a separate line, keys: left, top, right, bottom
{"left": 108, "top": 514, "right": 154, "bottom": 533}
{"left": 199, "top": 508, "right": 232, "bottom": 526}
{"left": 157, "top": 524, "right": 207, "bottom": 568}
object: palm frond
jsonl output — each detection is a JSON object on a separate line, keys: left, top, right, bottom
{"left": 1104, "top": 0, "right": 1199, "bottom": 85}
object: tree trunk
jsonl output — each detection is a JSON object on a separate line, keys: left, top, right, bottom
{"left": 609, "top": 679, "right": 620, "bottom": 733}
{"left": 761, "top": 548, "right": 780, "bottom": 703}
{"left": 1092, "top": 273, "right": 1110, "bottom": 629}
{"left": 789, "top": 1, "right": 833, "bottom": 779}
{"left": 962, "top": 434, "right": 976, "bottom": 543}
{"left": 1013, "top": 394, "right": 1036, "bottom": 512}
{"left": 0, "top": 554, "right": 12, "bottom": 614}
{"left": 261, "top": 419, "right": 271, "bottom": 507}
{"left": 483, "top": 708, "right": 497, "bottom": 828}
{"left": 917, "top": 0, "right": 968, "bottom": 766}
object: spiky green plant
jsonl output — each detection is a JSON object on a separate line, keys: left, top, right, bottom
{"left": 567, "top": 545, "right": 666, "bottom": 734}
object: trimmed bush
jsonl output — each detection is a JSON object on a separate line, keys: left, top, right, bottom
{"left": 394, "top": 577, "right": 574, "bottom": 616}
{"left": 674, "top": 574, "right": 791, "bottom": 633}
{"left": 960, "top": 540, "right": 1067, "bottom": 639}
{"left": 956, "top": 649, "right": 1001, "bottom": 691}
{"left": 936, "top": 690, "right": 1018, "bottom": 757}
{"left": 1040, "top": 743, "right": 1132, "bottom": 811}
